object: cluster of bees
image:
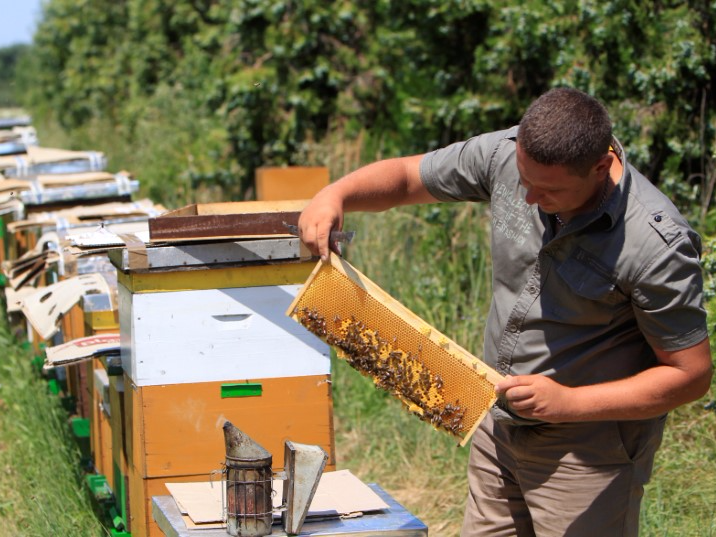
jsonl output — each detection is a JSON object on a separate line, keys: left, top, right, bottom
{"left": 295, "top": 307, "right": 466, "bottom": 436}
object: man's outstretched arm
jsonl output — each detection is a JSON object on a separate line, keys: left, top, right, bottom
{"left": 298, "top": 155, "right": 437, "bottom": 260}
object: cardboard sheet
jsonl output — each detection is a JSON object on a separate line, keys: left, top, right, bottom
{"left": 44, "top": 333, "right": 120, "bottom": 367}
{"left": 166, "top": 469, "right": 389, "bottom": 526}
{"left": 3, "top": 252, "right": 57, "bottom": 290}
{"left": 2, "top": 232, "right": 61, "bottom": 287}
{"left": 20, "top": 273, "right": 111, "bottom": 340}
{"left": 0, "top": 177, "right": 32, "bottom": 194}
{"left": 26, "top": 145, "right": 103, "bottom": 164}
{"left": 37, "top": 171, "right": 115, "bottom": 187}
{"left": 4, "top": 286, "right": 37, "bottom": 313}
{"left": 7, "top": 199, "right": 163, "bottom": 233}
{"left": 68, "top": 224, "right": 150, "bottom": 248}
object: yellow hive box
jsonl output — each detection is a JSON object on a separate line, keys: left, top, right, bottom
{"left": 60, "top": 302, "right": 91, "bottom": 417}
{"left": 124, "top": 375, "right": 335, "bottom": 537}
{"left": 287, "top": 253, "right": 503, "bottom": 446}
{"left": 125, "top": 375, "right": 335, "bottom": 480}
{"left": 255, "top": 166, "right": 330, "bottom": 201}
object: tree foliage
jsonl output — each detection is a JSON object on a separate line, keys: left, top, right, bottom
{"left": 0, "top": 44, "right": 30, "bottom": 107}
{"left": 15, "top": 0, "right": 716, "bottom": 221}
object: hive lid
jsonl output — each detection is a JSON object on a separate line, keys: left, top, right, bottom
{"left": 147, "top": 200, "right": 309, "bottom": 242}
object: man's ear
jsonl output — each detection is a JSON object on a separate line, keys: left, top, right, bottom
{"left": 592, "top": 153, "right": 613, "bottom": 178}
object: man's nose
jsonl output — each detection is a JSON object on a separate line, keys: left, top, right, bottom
{"left": 524, "top": 187, "right": 542, "bottom": 205}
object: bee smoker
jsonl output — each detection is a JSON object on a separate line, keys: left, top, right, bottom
{"left": 223, "top": 421, "right": 274, "bottom": 537}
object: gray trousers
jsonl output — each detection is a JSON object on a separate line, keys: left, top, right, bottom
{"left": 461, "top": 411, "right": 666, "bottom": 537}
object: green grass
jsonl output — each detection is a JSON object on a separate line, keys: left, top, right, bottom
{"left": 0, "top": 321, "right": 108, "bottom": 536}
{"left": 640, "top": 405, "right": 716, "bottom": 536}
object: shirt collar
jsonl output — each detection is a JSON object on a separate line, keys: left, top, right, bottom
{"left": 599, "top": 136, "right": 631, "bottom": 231}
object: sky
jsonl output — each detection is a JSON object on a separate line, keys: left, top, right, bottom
{"left": 0, "top": 0, "right": 43, "bottom": 48}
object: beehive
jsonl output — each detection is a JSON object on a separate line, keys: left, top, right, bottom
{"left": 287, "top": 253, "right": 503, "bottom": 446}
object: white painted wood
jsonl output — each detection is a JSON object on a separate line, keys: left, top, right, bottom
{"left": 120, "top": 284, "right": 330, "bottom": 386}
{"left": 109, "top": 237, "right": 305, "bottom": 270}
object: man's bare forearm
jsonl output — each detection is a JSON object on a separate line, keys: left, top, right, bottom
{"left": 496, "top": 338, "right": 713, "bottom": 422}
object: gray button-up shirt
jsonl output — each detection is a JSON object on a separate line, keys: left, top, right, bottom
{"left": 420, "top": 126, "right": 708, "bottom": 424}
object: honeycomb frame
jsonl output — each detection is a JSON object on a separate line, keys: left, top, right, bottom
{"left": 286, "top": 253, "right": 503, "bottom": 446}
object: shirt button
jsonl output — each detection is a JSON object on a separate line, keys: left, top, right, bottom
{"left": 528, "top": 285, "right": 538, "bottom": 295}
{"left": 654, "top": 215, "right": 662, "bottom": 222}
{"left": 507, "top": 323, "right": 519, "bottom": 333}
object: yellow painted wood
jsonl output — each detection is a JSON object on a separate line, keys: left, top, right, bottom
{"left": 86, "top": 312, "right": 119, "bottom": 485}
{"left": 117, "top": 260, "right": 316, "bottom": 293}
{"left": 161, "top": 199, "right": 309, "bottom": 217}
{"left": 126, "top": 375, "right": 336, "bottom": 479}
{"left": 88, "top": 366, "right": 114, "bottom": 490}
{"left": 110, "top": 374, "right": 130, "bottom": 508}
{"left": 62, "top": 303, "right": 91, "bottom": 417}
{"left": 128, "top": 465, "right": 210, "bottom": 537}
{"left": 255, "top": 166, "right": 329, "bottom": 201}
{"left": 83, "top": 310, "right": 119, "bottom": 332}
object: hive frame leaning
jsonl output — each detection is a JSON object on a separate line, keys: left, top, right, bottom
{"left": 286, "top": 252, "right": 503, "bottom": 447}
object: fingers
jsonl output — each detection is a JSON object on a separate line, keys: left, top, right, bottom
{"left": 503, "top": 386, "right": 534, "bottom": 403}
{"left": 495, "top": 375, "right": 536, "bottom": 408}
{"left": 296, "top": 188, "right": 345, "bottom": 261}
{"left": 495, "top": 374, "right": 522, "bottom": 394}
{"left": 298, "top": 213, "right": 342, "bottom": 262}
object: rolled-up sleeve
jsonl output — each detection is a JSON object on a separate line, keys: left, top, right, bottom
{"left": 630, "top": 228, "right": 708, "bottom": 352}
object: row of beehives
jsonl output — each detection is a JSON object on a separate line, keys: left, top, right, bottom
{"left": 0, "top": 114, "right": 336, "bottom": 537}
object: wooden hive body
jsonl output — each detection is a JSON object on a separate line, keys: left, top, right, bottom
{"left": 287, "top": 253, "right": 503, "bottom": 446}
{"left": 109, "top": 239, "right": 335, "bottom": 537}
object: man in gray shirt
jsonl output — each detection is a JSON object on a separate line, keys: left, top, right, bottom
{"left": 297, "top": 88, "right": 713, "bottom": 536}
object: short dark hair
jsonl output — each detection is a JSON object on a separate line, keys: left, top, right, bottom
{"left": 517, "top": 87, "right": 612, "bottom": 176}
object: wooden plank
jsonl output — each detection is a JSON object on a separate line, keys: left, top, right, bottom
{"left": 255, "top": 166, "right": 329, "bottom": 201}
{"left": 127, "top": 375, "right": 335, "bottom": 479}
{"left": 111, "top": 374, "right": 130, "bottom": 507}
{"left": 89, "top": 362, "right": 114, "bottom": 488}
{"left": 190, "top": 200, "right": 309, "bottom": 215}
{"left": 83, "top": 309, "right": 119, "bottom": 334}
{"left": 109, "top": 237, "right": 309, "bottom": 272}
{"left": 128, "top": 466, "right": 213, "bottom": 537}
{"left": 287, "top": 253, "right": 503, "bottom": 447}
{"left": 148, "top": 200, "right": 309, "bottom": 241}
{"left": 115, "top": 260, "right": 316, "bottom": 293}
{"left": 62, "top": 303, "right": 91, "bottom": 417}
{"left": 86, "top": 309, "right": 118, "bottom": 488}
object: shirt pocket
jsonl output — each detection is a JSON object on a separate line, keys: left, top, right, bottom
{"left": 548, "top": 248, "right": 628, "bottom": 325}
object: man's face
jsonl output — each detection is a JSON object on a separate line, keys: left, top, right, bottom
{"left": 515, "top": 143, "right": 604, "bottom": 217}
